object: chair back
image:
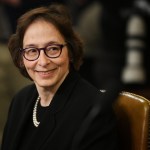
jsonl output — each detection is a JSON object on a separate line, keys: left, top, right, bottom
{"left": 113, "top": 91, "right": 150, "bottom": 150}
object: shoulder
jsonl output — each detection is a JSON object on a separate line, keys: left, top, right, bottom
{"left": 74, "top": 76, "right": 118, "bottom": 113}
{"left": 14, "top": 83, "right": 36, "bottom": 98}
{"left": 75, "top": 77, "right": 103, "bottom": 98}
{"left": 10, "top": 83, "right": 37, "bottom": 110}
{"left": 65, "top": 70, "right": 103, "bottom": 99}
{"left": 70, "top": 76, "right": 106, "bottom": 109}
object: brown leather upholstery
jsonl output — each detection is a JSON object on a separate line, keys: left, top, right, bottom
{"left": 113, "top": 91, "right": 150, "bottom": 150}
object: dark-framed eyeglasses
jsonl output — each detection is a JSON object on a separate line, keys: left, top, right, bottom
{"left": 20, "top": 43, "right": 67, "bottom": 61}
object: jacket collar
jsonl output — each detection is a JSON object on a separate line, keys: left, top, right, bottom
{"left": 49, "top": 70, "right": 80, "bottom": 113}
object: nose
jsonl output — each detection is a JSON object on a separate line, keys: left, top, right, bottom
{"left": 38, "top": 51, "right": 51, "bottom": 66}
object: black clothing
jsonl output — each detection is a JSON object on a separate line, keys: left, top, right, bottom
{"left": 1, "top": 71, "right": 119, "bottom": 150}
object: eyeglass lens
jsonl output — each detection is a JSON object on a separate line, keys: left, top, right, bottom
{"left": 22, "top": 44, "right": 65, "bottom": 61}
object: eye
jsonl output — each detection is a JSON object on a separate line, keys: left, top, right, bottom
{"left": 46, "top": 45, "right": 61, "bottom": 56}
{"left": 25, "top": 48, "right": 38, "bottom": 55}
{"left": 47, "top": 45, "right": 60, "bottom": 51}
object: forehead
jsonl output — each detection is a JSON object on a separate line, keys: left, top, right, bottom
{"left": 23, "top": 20, "right": 65, "bottom": 46}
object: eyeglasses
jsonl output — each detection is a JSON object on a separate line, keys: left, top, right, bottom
{"left": 20, "top": 43, "right": 67, "bottom": 61}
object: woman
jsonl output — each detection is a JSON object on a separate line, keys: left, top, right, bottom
{"left": 1, "top": 3, "right": 119, "bottom": 150}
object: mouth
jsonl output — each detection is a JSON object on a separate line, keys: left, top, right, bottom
{"left": 35, "top": 68, "right": 57, "bottom": 76}
{"left": 35, "top": 68, "right": 57, "bottom": 72}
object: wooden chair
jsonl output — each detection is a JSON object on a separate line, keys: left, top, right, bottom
{"left": 113, "top": 91, "right": 150, "bottom": 150}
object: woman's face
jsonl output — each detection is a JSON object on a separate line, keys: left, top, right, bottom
{"left": 23, "top": 20, "right": 70, "bottom": 91}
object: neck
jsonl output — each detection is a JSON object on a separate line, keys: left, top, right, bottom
{"left": 39, "top": 92, "right": 54, "bottom": 107}
{"left": 34, "top": 83, "right": 56, "bottom": 107}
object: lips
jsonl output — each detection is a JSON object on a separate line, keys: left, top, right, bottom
{"left": 38, "top": 71, "right": 52, "bottom": 75}
{"left": 35, "top": 68, "right": 57, "bottom": 72}
{"left": 35, "top": 68, "right": 57, "bottom": 77}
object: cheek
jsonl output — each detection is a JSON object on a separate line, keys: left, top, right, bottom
{"left": 23, "top": 59, "right": 35, "bottom": 70}
{"left": 59, "top": 54, "right": 70, "bottom": 68}
{"left": 23, "top": 59, "right": 29, "bottom": 69}
{"left": 53, "top": 58, "right": 70, "bottom": 70}
{"left": 62, "top": 50, "right": 70, "bottom": 64}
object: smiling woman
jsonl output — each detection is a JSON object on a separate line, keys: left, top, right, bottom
{"left": 22, "top": 20, "right": 70, "bottom": 103}
{"left": 1, "top": 3, "right": 120, "bottom": 150}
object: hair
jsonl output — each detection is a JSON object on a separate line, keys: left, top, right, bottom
{"left": 8, "top": 3, "right": 84, "bottom": 80}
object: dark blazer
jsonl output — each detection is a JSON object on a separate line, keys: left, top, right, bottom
{"left": 1, "top": 71, "right": 119, "bottom": 150}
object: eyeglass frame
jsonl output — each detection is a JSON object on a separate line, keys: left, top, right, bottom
{"left": 20, "top": 43, "right": 67, "bottom": 61}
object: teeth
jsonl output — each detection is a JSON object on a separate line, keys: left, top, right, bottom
{"left": 35, "top": 68, "right": 56, "bottom": 75}
{"left": 39, "top": 71, "right": 51, "bottom": 74}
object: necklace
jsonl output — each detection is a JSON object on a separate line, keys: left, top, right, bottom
{"left": 33, "top": 96, "right": 41, "bottom": 127}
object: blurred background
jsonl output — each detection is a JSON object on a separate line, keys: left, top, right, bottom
{"left": 1, "top": 0, "right": 150, "bottom": 145}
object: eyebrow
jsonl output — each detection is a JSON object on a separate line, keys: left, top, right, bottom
{"left": 24, "top": 41, "right": 65, "bottom": 48}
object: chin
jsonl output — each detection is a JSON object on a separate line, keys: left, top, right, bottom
{"left": 34, "top": 78, "right": 52, "bottom": 86}
{"left": 38, "top": 82, "right": 55, "bottom": 88}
